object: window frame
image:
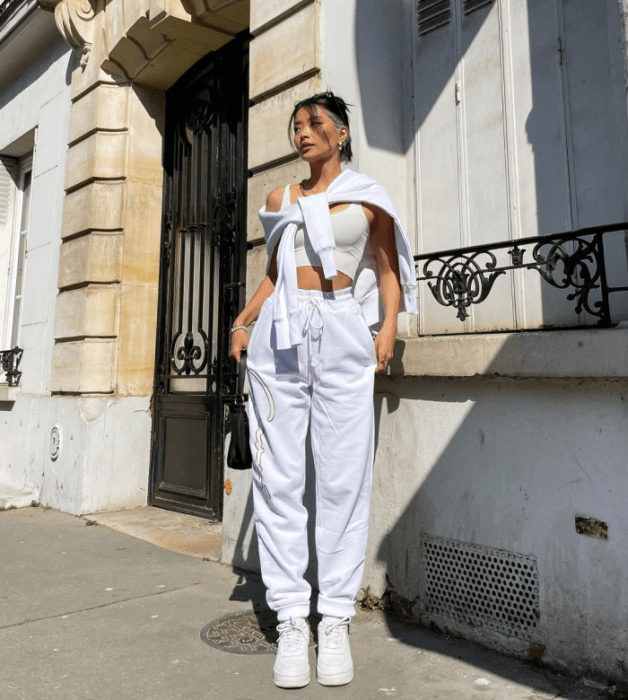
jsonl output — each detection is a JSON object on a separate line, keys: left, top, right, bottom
{"left": 3, "top": 154, "right": 32, "bottom": 350}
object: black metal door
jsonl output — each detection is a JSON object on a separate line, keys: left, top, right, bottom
{"left": 150, "top": 34, "right": 249, "bottom": 520}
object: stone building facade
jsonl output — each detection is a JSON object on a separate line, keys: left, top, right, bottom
{"left": 1, "top": 0, "right": 628, "bottom": 683}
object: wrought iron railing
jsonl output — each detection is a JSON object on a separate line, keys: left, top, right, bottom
{"left": 1, "top": 347, "right": 23, "bottom": 387}
{"left": 414, "top": 221, "right": 628, "bottom": 327}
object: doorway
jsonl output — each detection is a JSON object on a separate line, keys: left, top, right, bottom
{"left": 150, "top": 33, "right": 249, "bottom": 520}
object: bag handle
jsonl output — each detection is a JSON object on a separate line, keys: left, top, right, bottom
{"left": 235, "top": 350, "right": 247, "bottom": 406}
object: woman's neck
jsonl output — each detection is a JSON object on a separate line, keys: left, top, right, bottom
{"left": 304, "top": 158, "right": 343, "bottom": 193}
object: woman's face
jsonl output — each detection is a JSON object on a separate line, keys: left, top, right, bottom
{"left": 293, "top": 106, "right": 347, "bottom": 163}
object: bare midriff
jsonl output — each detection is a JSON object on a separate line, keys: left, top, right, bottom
{"left": 297, "top": 266, "right": 353, "bottom": 292}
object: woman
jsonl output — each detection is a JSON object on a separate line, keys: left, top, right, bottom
{"left": 229, "top": 92, "right": 417, "bottom": 688}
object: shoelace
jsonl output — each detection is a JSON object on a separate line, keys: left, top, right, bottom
{"left": 319, "top": 617, "right": 350, "bottom": 651}
{"left": 277, "top": 619, "right": 309, "bottom": 655}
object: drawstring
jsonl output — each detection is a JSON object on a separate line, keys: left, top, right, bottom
{"left": 301, "top": 296, "right": 325, "bottom": 341}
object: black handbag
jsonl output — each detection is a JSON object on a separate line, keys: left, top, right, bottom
{"left": 227, "top": 352, "right": 252, "bottom": 470}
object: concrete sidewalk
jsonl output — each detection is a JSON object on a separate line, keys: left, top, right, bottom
{"left": 0, "top": 507, "right": 613, "bottom": 700}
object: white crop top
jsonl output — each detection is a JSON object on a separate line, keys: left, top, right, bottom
{"left": 281, "top": 185, "right": 370, "bottom": 279}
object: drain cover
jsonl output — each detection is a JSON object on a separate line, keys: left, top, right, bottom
{"left": 201, "top": 611, "right": 279, "bottom": 654}
{"left": 201, "top": 611, "right": 314, "bottom": 655}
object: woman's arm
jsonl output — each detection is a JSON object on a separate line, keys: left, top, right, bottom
{"left": 229, "top": 188, "right": 283, "bottom": 362}
{"left": 363, "top": 203, "right": 402, "bottom": 373}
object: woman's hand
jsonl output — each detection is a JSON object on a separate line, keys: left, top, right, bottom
{"left": 374, "top": 324, "right": 396, "bottom": 373}
{"left": 230, "top": 328, "right": 249, "bottom": 363}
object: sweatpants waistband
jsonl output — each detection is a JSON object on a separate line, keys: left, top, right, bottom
{"left": 296, "top": 287, "right": 355, "bottom": 307}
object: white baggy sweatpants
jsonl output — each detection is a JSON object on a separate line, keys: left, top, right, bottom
{"left": 246, "top": 287, "right": 377, "bottom": 622}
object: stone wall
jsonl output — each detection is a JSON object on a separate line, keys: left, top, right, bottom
{"left": 0, "top": 0, "right": 251, "bottom": 514}
{"left": 51, "top": 0, "right": 249, "bottom": 397}
{"left": 51, "top": 81, "right": 164, "bottom": 397}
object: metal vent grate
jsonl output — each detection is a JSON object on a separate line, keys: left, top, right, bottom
{"left": 463, "top": 0, "right": 494, "bottom": 14}
{"left": 420, "top": 535, "right": 540, "bottom": 640}
{"left": 418, "top": 0, "right": 452, "bottom": 35}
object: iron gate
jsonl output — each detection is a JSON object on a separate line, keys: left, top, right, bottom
{"left": 150, "top": 34, "right": 249, "bottom": 520}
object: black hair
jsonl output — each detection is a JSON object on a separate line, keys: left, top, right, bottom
{"left": 289, "top": 92, "right": 353, "bottom": 163}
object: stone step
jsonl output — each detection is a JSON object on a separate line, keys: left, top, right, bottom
{"left": 0, "top": 485, "right": 40, "bottom": 510}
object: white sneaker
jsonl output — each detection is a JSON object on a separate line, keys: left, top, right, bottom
{"left": 316, "top": 615, "right": 354, "bottom": 686}
{"left": 273, "top": 617, "right": 311, "bottom": 688}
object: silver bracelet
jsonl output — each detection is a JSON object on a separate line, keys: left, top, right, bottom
{"left": 230, "top": 324, "right": 249, "bottom": 335}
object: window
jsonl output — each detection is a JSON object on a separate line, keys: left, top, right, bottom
{"left": 1, "top": 154, "right": 31, "bottom": 356}
{"left": 413, "top": 0, "right": 628, "bottom": 334}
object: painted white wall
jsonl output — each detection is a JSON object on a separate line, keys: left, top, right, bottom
{"left": 0, "top": 394, "right": 151, "bottom": 513}
{"left": 320, "top": 0, "right": 417, "bottom": 339}
{"left": 0, "top": 20, "right": 74, "bottom": 507}
{"left": 0, "top": 35, "right": 70, "bottom": 151}
{"left": 0, "top": 27, "right": 71, "bottom": 396}
{"left": 321, "top": 0, "right": 415, "bottom": 241}
{"left": 364, "top": 373, "right": 628, "bottom": 681}
{"left": 222, "top": 457, "right": 258, "bottom": 572}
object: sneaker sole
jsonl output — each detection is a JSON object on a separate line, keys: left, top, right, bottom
{"left": 317, "top": 666, "right": 354, "bottom": 687}
{"left": 273, "top": 669, "right": 311, "bottom": 689}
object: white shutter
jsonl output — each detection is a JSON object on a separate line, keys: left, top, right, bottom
{"left": 0, "top": 158, "right": 18, "bottom": 350}
{"left": 417, "top": 0, "right": 453, "bottom": 35}
{"left": 414, "top": 0, "right": 628, "bottom": 334}
{"left": 0, "top": 158, "right": 17, "bottom": 227}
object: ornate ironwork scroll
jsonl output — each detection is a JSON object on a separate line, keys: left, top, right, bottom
{"left": 414, "top": 222, "right": 628, "bottom": 327}
{"left": 1, "top": 347, "right": 23, "bottom": 387}
{"left": 531, "top": 236, "right": 604, "bottom": 321}
{"left": 421, "top": 251, "right": 505, "bottom": 321}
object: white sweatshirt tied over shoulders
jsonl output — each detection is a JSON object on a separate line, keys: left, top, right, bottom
{"left": 258, "top": 169, "right": 418, "bottom": 350}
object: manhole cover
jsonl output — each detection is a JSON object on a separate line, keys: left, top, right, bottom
{"left": 200, "top": 611, "right": 314, "bottom": 655}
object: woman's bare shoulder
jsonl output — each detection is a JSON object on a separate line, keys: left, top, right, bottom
{"left": 361, "top": 202, "right": 392, "bottom": 230}
{"left": 265, "top": 187, "right": 286, "bottom": 213}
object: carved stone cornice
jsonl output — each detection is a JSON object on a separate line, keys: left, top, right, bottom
{"left": 181, "top": 0, "right": 239, "bottom": 13}
{"left": 54, "top": 0, "right": 96, "bottom": 68}
{"left": 52, "top": 0, "right": 247, "bottom": 85}
{"left": 180, "top": 0, "right": 248, "bottom": 33}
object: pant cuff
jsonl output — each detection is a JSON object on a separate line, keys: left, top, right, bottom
{"left": 317, "top": 595, "right": 356, "bottom": 619}
{"left": 276, "top": 602, "right": 311, "bottom": 622}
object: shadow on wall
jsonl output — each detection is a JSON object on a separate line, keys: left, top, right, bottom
{"left": 0, "top": 23, "right": 72, "bottom": 103}
{"left": 369, "top": 335, "right": 628, "bottom": 684}
{"left": 354, "top": 0, "right": 413, "bottom": 155}
{"left": 64, "top": 49, "right": 78, "bottom": 88}
{"left": 354, "top": 0, "right": 486, "bottom": 156}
